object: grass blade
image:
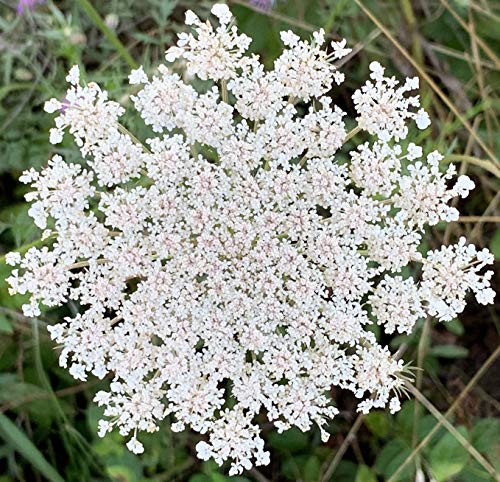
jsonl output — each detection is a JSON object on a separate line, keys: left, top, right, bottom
{"left": 75, "top": 0, "right": 138, "bottom": 69}
{"left": 387, "top": 345, "right": 500, "bottom": 482}
{"left": 408, "top": 384, "right": 498, "bottom": 480}
{"left": 440, "top": 0, "right": 500, "bottom": 68}
{"left": 0, "top": 413, "right": 65, "bottom": 482}
{"left": 354, "top": 0, "right": 499, "bottom": 166}
{"left": 443, "top": 155, "right": 500, "bottom": 178}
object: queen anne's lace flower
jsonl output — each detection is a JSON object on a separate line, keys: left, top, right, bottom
{"left": 165, "top": 5, "right": 251, "bottom": 81}
{"left": 274, "top": 28, "right": 348, "bottom": 99}
{"left": 353, "top": 61, "right": 430, "bottom": 141}
{"left": 6, "top": 4, "right": 494, "bottom": 475}
{"left": 370, "top": 275, "right": 425, "bottom": 334}
{"left": 420, "top": 238, "right": 495, "bottom": 321}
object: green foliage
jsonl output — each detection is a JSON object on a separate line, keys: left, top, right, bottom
{"left": 0, "top": 413, "right": 65, "bottom": 482}
{"left": 489, "top": 228, "right": 500, "bottom": 259}
{"left": 268, "top": 427, "right": 310, "bottom": 452}
{"left": 355, "top": 464, "right": 376, "bottom": 482}
{"left": 0, "top": 314, "right": 13, "bottom": 334}
{"left": 430, "top": 345, "right": 470, "bottom": 359}
{"left": 444, "top": 318, "right": 465, "bottom": 336}
{"left": 364, "top": 410, "right": 390, "bottom": 439}
{"left": 429, "top": 427, "right": 470, "bottom": 481}
{"left": 375, "top": 439, "right": 414, "bottom": 481}
{"left": 471, "top": 418, "right": 500, "bottom": 454}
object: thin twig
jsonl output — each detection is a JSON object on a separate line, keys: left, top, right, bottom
{"left": 440, "top": 0, "right": 500, "bottom": 68}
{"left": 407, "top": 384, "right": 498, "bottom": 480}
{"left": 249, "top": 467, "right": 271, "bottom": 482}
{"left": 118, "top": 124, "right": 151, "bottom": 153}
{"left": 344, "top": 126, "right": 361, "bottom": 142}
{"left": 0, "top": 308, "right": 49, "bottom": 330}
{"left": 470, "top": 191, "right": 500, "bottom": 240}
{"left": 387, "top": 345, "right": 500, "bottom": 482}
{"left": 75, "top": 0, "right": 138, "bottom": 69}
{"left": 425, "top": 42, "right": 498, "bottom": 71}
{"left": 0, "top": 380, "right": 103, "bottom": 414}
{"left": 155, "top": 457, "right": 196, "bottom": 481}
{"left": 411, "top": 319, "right": 430, "bottom": 472}
{"left": 457, "top": 215, "right": 500, "bottom": 223}
{"left": 320, "top": 414, "right": 365, "bottom": 482}
{"left": 354, "top": 0, "right": 499, "bottom": 166}
{"left": 442, "top": 154, "right": 500, "bottom": 178}
{"left": 220, "top": 80, "right": 229, "bottom": 103}
{"left": 469, "top": 7, "right": 494, "bottom": 148}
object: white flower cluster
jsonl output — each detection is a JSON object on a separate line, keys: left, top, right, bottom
{"left": 6, "top": 4, "right": 494, "bottom": 475}
{"left": 353, "top": 61, "right": 430, "bottom": 141}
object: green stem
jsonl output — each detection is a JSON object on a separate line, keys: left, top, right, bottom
{"left": 220, "top": 80, "right": 229, "bottom": 103}
{"left": 411, "top": 319, "right": 430, "bottom": 469}
{"left": 387, "top": 345, "right": 500, "bottom": 482}
{"left": 443, "top": 155, "right": 500, "bottom": 178}
{"left": 344, "top": 125, "right": 361, "bottom": 142}
{"left": 118, "top": 124, "right": 151, "bottom": 153}
{"left": 0, "top": 235, "right": 55, "bottom": 266}
{"left": 75, "top": 0, "right": 138, "bottom": 69}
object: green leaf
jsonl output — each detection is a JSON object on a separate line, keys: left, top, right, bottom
{"left": 489, "top": 228, "right": 500, "bottom": 259}
{"left": 0, "top": 203, "right": 41, "bottom": 248}
{"left": 0, "top": 379, "right": 58, "bottom": 424}
{"left": 429, "top": 427, "right": 469, "bottom": 481}
{"left": 365, "top": 322, "right": 381, "bottom": 339}
{"left": 233, "top": 8, "right": 282, "bottom": 67}
{"left": 303, "top": 455, "right": 321, "bottom": 481}
{"left": 419, "top": 415, "right": 446, "bottom": 447}
{"left": 86, "top": 404, "right": 105, "bottom": 434}
{"left": 268, "top": 427, "right": 309, "bottom": 453}
{"left": 457, "top": 462, "right": 493, "bottom": 482}
{"left": 390, "top": 333, "right": 412, "bottom": 349}
{"left": 375, "top": 439, "right": 413, "bottom": 481}
{"left": 208, "top": 473, "right": 227, "bottom": 482}
{"left": 281, "top": 454, "right": 309, "bottom": 480}
{"left": 188, "top": 476, "right": 211, "bottom": 482}
{"left": 92, "top": 430, "right": 126, "bottom": 458}
{"left": 106, "top": 465, "right": 137, "bottom": 482}
{"left": 444, "top": 318, "right": 464, "bottom": 336}
{"left": 335, "top": 461, "right": 359, "bottom": 482}
{"left": 0, "top": 380, "right": 46, "bottom": 404}
{"left": 0, "top": 374, "right": 17, "bottom": 385}
{"left": 202, "top": 460, "right": 222, "bottom": 475}
{"left": 471, "top": 418, "right": 500, "bottom": 453}
{"left": 430, "top": 345, "right": 469, "bottom": 358}
{"left": 0, "top": 314, "right": 13, "bottom": 334}
{"left": 395, "top": 400, "right": 416, "bottom": 436}
{"left": 364, "top": 411, "right": 390, "bottom": 438}
{"left": 355, "top": 464, "right": 377, "bottom": 482}
{"left": 0, "top": 413, "right": 65, "bottom": 482}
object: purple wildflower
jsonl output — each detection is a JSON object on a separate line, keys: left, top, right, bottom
{"left": 249, "top": 0, "right": 276, "bottom": 11}
{"left": 16, "top": 0, "right": 44, "bottom": 15}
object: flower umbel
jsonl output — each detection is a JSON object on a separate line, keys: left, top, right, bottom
{"left": 7, "top": 4, "right": 494, "bottom": 475}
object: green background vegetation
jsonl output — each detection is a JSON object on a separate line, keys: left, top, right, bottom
{"left": 0, "top": 0, "right": 499, "bottom": 480}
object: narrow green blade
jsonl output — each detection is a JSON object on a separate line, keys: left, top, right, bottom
{"left": 0, "top": 413, "right": 65, "bottom": 482}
